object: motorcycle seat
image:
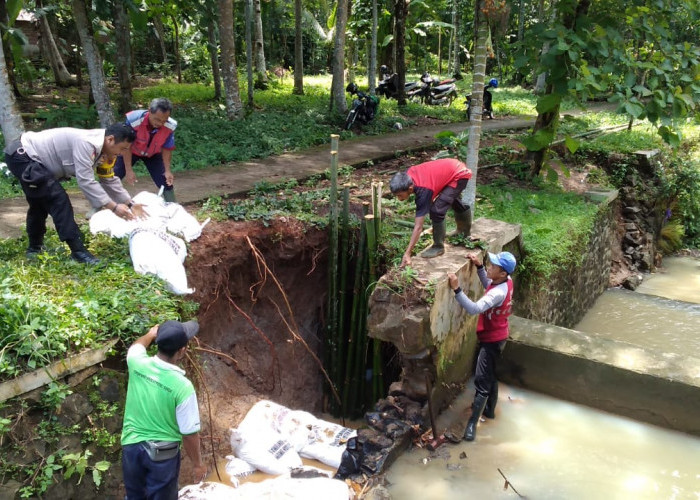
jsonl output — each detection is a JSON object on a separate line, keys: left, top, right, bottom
{"left": 432, "top": 83, "right": 454, "bottom": 91}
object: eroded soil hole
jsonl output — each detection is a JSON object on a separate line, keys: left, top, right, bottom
{"left": 186, "top": 218, "right": 331, "bottom": 441}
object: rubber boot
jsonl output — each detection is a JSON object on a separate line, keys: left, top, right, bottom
{"left": 464, "top": 393, "right": 488, "bottom": 441}
{"left": 67, "top": 239, "right": 100, "bottom": 265}
{"left": 483, "top": 383, "right": 498, "bottom": 419}
{"left": 163, "top": 188, "right": 176, "bottom": 203}
{"left": 454, "top": 207, "right": 472, "bottom": 237}
{"left": 420, "top": 220, "right": 446, "bottom": 259}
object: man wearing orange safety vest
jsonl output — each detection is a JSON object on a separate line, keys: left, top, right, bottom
{"left": 114, "top": 97, "right": 178, "bottom": 202}
{"left": 448, "top": 251, "right": 517, "bottom": 442}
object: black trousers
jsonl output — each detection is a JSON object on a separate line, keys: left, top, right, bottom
{"left": 4, "top": 146, "right": 82, "bottom": 247}
{"left": 430, "top": 177, "right": 469, "bottom": 223}
{"left": 474, "top": 340, "right": 506, "bottom": 399}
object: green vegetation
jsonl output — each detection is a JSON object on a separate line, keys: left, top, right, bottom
{"left": 476, "top": 184, "right": 600, "bottom": 279}
{"left": 0, "top": 232, "right": 195, "bottom": 380}
{"left": 0, "top": 374, "right": 122, "bottom": 497}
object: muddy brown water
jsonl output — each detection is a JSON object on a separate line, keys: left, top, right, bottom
{"left": 575, "top": 257, "right": 700, "bottom": 358}
{"left": 181, "top": 215, "right": 699, "bottom": 497}
{"left": 385, "top": 257, "right": 700, "bottom": 499}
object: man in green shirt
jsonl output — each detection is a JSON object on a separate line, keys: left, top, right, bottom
{"left": 121, "top": 320, "right": 206, "bottom": 499}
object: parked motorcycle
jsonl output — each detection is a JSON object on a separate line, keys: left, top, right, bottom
{"left": 344, "top": 83, "right": 380, "bottom": 130}
{"left": 376, "top": 65, "right": 421, "bottom": 100}
{"left": 407, "top": 73, "right": 458, "bottom": 105}
{"left": 466, "top": 78, "right": 498, "bottom": 119}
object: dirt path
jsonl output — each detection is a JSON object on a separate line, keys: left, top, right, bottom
{"left": 0, "top": 117, "right": 538, "bottom": 239}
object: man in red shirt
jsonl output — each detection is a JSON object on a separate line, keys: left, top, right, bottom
{"left": 448, "top": 250, "right": 516, "bottom": 442}
{"left": 389, "top": 158, "right": 472, "bottom": 267}
{"left": 114, "top": 98, "right": 178, "bottom": 202}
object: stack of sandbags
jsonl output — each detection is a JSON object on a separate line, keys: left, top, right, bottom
{"left": 229, "top": 400, "right": 357, "bottom": 474}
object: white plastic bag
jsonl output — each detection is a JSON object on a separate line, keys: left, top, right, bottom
{"left": 299, "top": 420, "right": 356, "bottom": 469}
{"left": 128, "top": 228, "right": 193, "bottom": 295}
{"left": 232, "top": 476, "right": 352, "bottom": 499}
{"left": 229, "top": 427, "right": 302, "bottom": 475}
{"left": 225, "top": 455, "right": 256, "bottom": 486}
{"left": 178, "top": 482, "right": 239, "bottom": 499}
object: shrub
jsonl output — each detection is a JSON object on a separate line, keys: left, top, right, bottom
{"left": 0, "top": 232, "right": 196, "bottom": 381}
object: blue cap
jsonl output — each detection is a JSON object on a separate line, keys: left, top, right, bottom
{"left": 488, "top": 252, "right": 516, "bottom": 274}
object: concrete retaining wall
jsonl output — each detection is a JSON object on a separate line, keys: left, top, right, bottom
{"left": 499, "top": 316, "right": 700, "bottom": 436}
{"left": 514, "top": 191, "right": 618, "bottom": 328}
{"left": 367, "top": 218, "right": 523, "bottom": 411}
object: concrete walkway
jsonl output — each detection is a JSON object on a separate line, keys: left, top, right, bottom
{"left": 0, "top": 117, "right": 534, "bottom": 240}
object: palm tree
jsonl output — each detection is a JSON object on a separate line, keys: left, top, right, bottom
{"left": 113, "top": 0, "right": 133, "bottom": 114}
{"left": 253, "top": 0, "right": 268, "bottom": 88}
{"left": 461, "top": 0, "right": 489, "bottom": 216}
{"left": 218, "top": 0, "right": 243, "bottom": 119}
{"left": 71, "top": 0, "right": 115, "bottom": 126}
{"left": 330, "top": 0, "right": 349, "bottom": 114}
{"left": 36, "top": 0, "right": 74, "bottom": 87}
{"left": 293, "top": 0, "right": 304, "bottom": 95}
{"left": 0, "top": 41, "right": 23, "bottom": 143}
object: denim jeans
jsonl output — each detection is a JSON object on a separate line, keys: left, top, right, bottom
{"left": 122, "top": 443, "right": 181, "bottom": 500}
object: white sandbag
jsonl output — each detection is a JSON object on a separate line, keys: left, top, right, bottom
{"left": 230, "top": 427, "right": 302, "bottom": 476}
{"left": 165, "top": 203, "right": 208, "bottom": 242}
{"left": 299, "top": 421, "right": 356, "bottom": 469}
{"left": 225, "top": 455, "right": 256, "bottom": 486}
{"left": 232, "top": 476, "right": 352, "bottom": 500}
{"left": 239, "top": 401, "right": 318, "bottom": 452}
{"left": 238, "top": 400, "right": 287, "bottom": 435}
{"left": 89, "top": 209, "right": 137, "bottom": 238}
{"left": 178, "top": 482, "right": 239, "bottom": 499}
{"left": 129, "top": 228, "right": 193, "bottom": 295}
{"left": 272, "top": 408, "right": 319, "bottom": 452}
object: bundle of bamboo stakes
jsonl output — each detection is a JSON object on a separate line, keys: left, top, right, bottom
{"left": 326, "top": 135, "right": 385, "bottom": 417}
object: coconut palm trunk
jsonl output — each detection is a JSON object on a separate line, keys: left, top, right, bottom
{"left": 293, "top": 0, "right": 304, "bottom": 94}
{"left": 71, "top": 0, "right": 114, "bottom": 127}
{"left": 113, "top": 0, "right": 133, "bottom": 114}
{"left": 253, "top": 0, "right": 268, "bottom": 87}
{"left": 0, "top": 41, "right": 23, "bottom": 143}
{"left": 207, "top": 22, "right": 222, "bottom": 100}
{"left": 367, "top": 0, "right": 378, "bottom": 93}
{"left": 218, "top": 0, "right": 243, "bottom": 120}
{"left": 36, "top": 0, "right": 74, "bottom": 87}
{"left": 461, "top": 0, "right": 489, "bottom": 213}
{"left": 330, "top": 0, "right": 349, "bottom": 114}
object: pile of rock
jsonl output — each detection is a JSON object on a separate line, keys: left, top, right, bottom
{"left": 620, "top": 204, "right": 656, "bottom": 289}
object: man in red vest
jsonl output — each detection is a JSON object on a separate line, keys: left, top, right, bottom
{"left": 389, "top": 158, "right": 472, "bottom": 268}
{"left": 114, "top": 98, "right": 178, "bottom": 202}
{"left": 447, "top": 250, "right": 517, "bottom": 442}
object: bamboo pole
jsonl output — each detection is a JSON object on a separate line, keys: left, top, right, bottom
{"left": 343, "top": 213, "right": 367, "bottom": 415}
{"left": 364, "top": 213, "right": 381, "bottom": 405}
{"left": 372, "top": 181, "right": 383, "bottom": 244}
{"left": 353, "top": 246, "right": 369, "bottom": 413}
{"left": 337, "top": 185, "right": 350, "bottom": 390}
{"left": 327, "top": 134, "right": 340, "bottom": 410}
{"left": 365, "top": 214, "right": 377, "bottom": 285}
{"left": 351, "top": 203, "right": 372, "bottom": 414}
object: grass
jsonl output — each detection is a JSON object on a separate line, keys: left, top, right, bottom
{"left": 0, "top": 232, "right": 196, "bottom": 381}
{"left": 476, "top": 184, "right": 600, "bottom": 279}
